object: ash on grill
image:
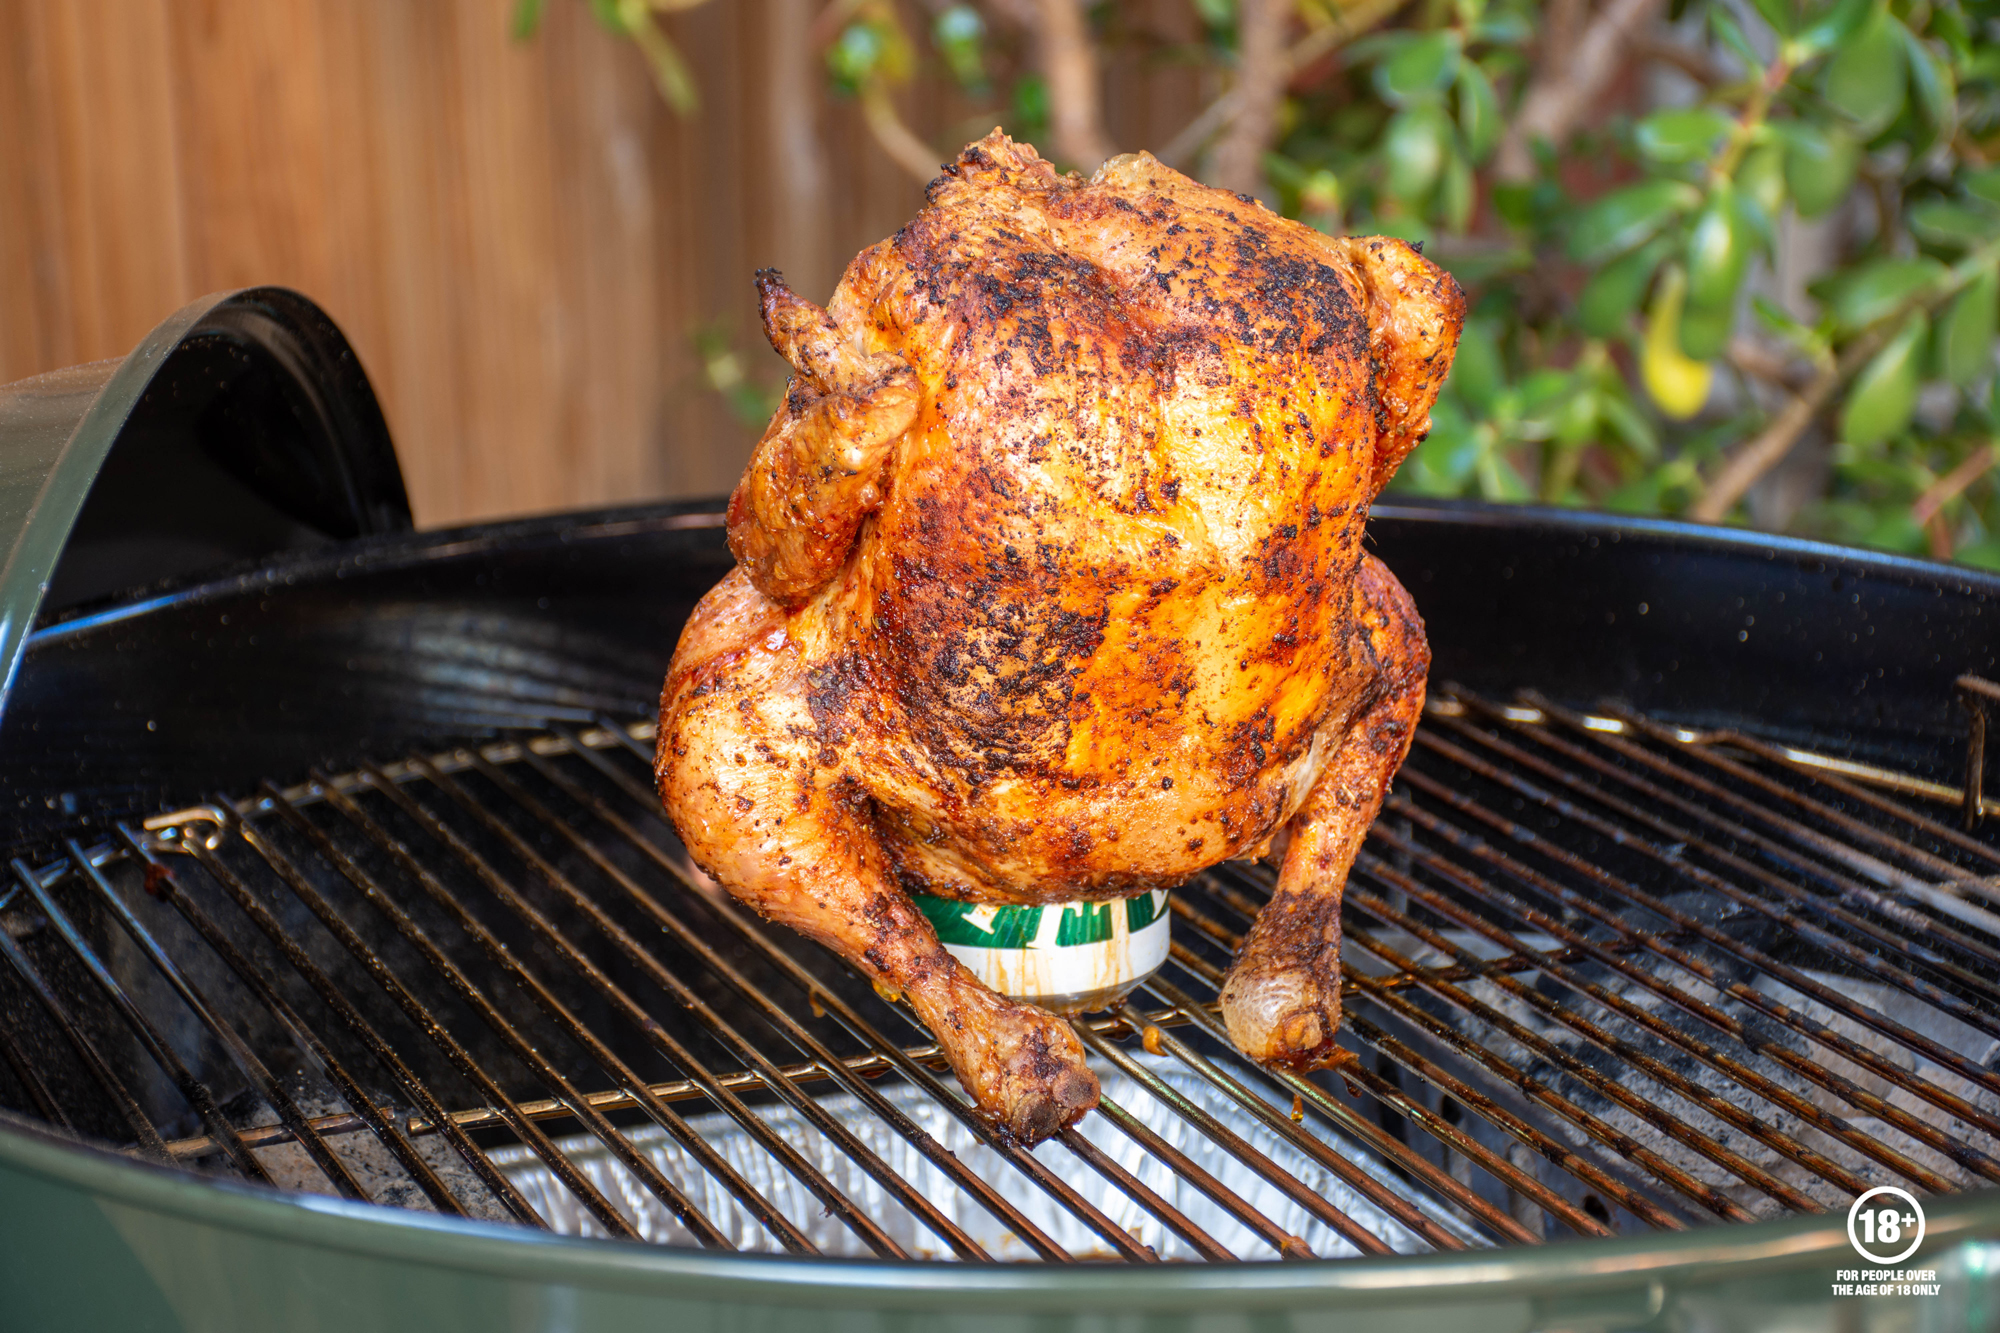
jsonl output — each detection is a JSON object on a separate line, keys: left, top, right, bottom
{"left": 1, "top": 688, "right": 1996, "bottom": 1264}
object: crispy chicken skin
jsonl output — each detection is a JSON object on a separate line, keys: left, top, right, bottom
{"left": 658, "top": 131, "right": 1462, "bottom": 1141}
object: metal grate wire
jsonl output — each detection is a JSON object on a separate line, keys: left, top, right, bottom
{"left": 1, "top": 688, "right": 1996, "bottom": 1262}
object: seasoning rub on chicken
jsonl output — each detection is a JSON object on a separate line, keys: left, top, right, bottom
{"left": 657, "top": 131, "right": 1463, "bottom": 1143}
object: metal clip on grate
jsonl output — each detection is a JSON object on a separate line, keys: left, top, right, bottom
{"left": 0, "top": 690, "right": 1996, "bottom": 1262}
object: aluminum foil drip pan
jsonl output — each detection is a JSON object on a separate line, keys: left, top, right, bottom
{"left": 488, "top": 1060, "right": 1485, "bottom": 1260}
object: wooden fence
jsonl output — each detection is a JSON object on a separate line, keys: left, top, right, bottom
{"left": 0, "top": 0, "right": 1205, "bottom": 525}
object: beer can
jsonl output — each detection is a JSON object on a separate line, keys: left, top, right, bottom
{"left": 910, "top": 889, "right": 1171, "bottom": 1014}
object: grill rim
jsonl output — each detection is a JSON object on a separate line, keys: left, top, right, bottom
{"left": 27, "top": 493, "right": 2000, "bottom": 649}
{"left": 6, "top": 1111, "right": 1997, "bottom": 1302}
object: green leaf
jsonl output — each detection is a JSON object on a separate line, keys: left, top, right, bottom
{"left": 1396, "top": 414, "right": 1483, "bottom": 496}
{"left": 587, "top": 0, "right": 627, "bottom": 32}
{"left": 1440, "top": 149, "right": 1476, "bottom": 232}
{"left": 1738, "top": 142, "right": 1787, "bottom": 222}
{"left": 1477, "top": 446, "right": 1534, "bottom": 501}
{"left": 1685, "top": 186, "right": 1750, "bottom": 312}
{"left": 1376, "top": 32, "right": 1460, "bottom": 106}
{"left": 933, "top": 6, "right": 988, "bottom": 92}
{"left": 1192, "top": 0, "right": 1235, "bottom": 28}
{"left": 1710, "top": 7, "right": 1763, "bottom": 71}
{"left": 1840, "top": 314, "right": 1927, "bottom": 446}
{"left": 1794, "top": 0, "right": 1872, "bottom": 58}
{"left": 1015, "top": 65, "right": 1051, "bottom": 111}
{"left": 1782, "top": 121, "right": 1859, "bottom": 217}
{"left": 1456, "top": 62, "right": 1501, "bottom": 160}
{"left": 827, "top": 23, "right": 887, "bottom": 90}
{"left": 1344, "top": 31, "right": 1402, "bottom": 63}
{"left": 1678, "top": 296, "right": 1736, "bottom": 360}
{"left": 1750, "top": 294, "right": 1801, "bottom": 335}
{"left": 1597, "top": 391, "right": 1660, "bottom": 460}
{"left": 1263, "top": 153, "right": 1309, "bottom": 191}
{"left": 1930, "top": 3, "right": 1972, "bottom": 61}
{"left": 511, "top": 0, "right": 547, "bottom": 40}
{"left": 1748, "top": 0, "right": 1797, "bottom": 38}
{"left": 1517, "top": 368, "right": 1573, "bottom": 415}
{"left": 1371, "top": 214, "right": 1435, "bottom": 246}
{"left": 1552, "top": 387, "right": 1600, "bottom": 446}
{"left": 1828, "top": 257, "right": 1948, "bottom": 331}
{"left": 1970, "top": 168, "right": 2000, "bottom": 208}
{"left": 1383, "top": 104, "right": 1451, "bottom": 202}
{"left": 1822, "top": 11, "right": 1906, "bottom": 135}
{"left": 1450, "top": 319, "right": 1506, "bottom": 413}
{"left": 1577, "top": 237, "right": 1673, "bottom": 337}
{"left": 1899, "top": 23, "right": 1955, "bottom": 132}
{"left": 1862, "top": 506, "right": 1926, "bottom": 554}
{"left": 1937, "top": 265, "right": 1999, "bottom": 387}
{"left": 1492, "top": 181, "right": 1535, "bottom": 228}
{"left": 1736, "top": 191, "right": 1777, "bottom": 260}
{"left": 1567, "top": 180, "right": 1702, "bottom": 263}
{"left": 1634, "top": 107, "right": 1736, "bottom": 165}
{"left": 1837, "top": 452, "right": 1925, "bottom": 490}
{"left": 1752, "top": 294, "right": 1830, "bottom": 357}
{"left": 1908, "top": 200, "right": 1998, "bottom": 251}
{"left": 1471, "top": 12, "right": 1533, "bottom": 43}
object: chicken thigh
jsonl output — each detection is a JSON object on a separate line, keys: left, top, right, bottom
{"left": 657, "top": 131, "right": 1463, "bottom": 1142}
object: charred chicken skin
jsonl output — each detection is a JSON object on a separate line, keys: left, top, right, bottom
{"left": 657, "top": 132, "right": 1463, "bottom": 1143}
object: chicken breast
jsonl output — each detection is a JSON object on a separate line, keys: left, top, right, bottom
{"left": 657, "top": 131, "right": 1463, "bottom": 1142}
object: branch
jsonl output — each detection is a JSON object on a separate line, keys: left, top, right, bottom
{"left": 1685, "top": 367, "right": 1843, "bottom": 523}
{"left": 1035, "top": 0, "right": 1115, "bottom": 169}
{"left": 1914, "top": 444, "right": 1999, "bottom": 527}
{"left": 1690, "top": 241, "right": 2000, "bottom": 522}
{"left": 1156, "top": 93, "right": 1239, "bottom": 172}
{"left": 860, "top": 80, "right": 946, "bottom": 182}
{"left": 621, "top": 0, "right": 703, "bottom": 115}
{"left": 1157, "top": 0, "right": 1405, "bottom": 170}
{"left": 810, "top": 2, "right": 938, "bottom": 185}
{"left": 1211, "top": 0, "right": 1291, "bottom": 196}
{"left": 1494, "top": 0, "right": 1662, "bottom": 182}
{"left": 1726, "top": 336, "right": 1815, "bottom": 393}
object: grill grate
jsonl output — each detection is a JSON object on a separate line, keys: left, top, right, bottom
{"left": 1, "top": 689, "right": 1997, "bottom": 1262}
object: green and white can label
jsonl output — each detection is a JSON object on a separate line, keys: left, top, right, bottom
{"left": 910, "top": 889, "right": 1171, "bottom": 1013}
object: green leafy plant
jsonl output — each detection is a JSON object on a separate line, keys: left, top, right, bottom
{"left": 559, "top": 0, "right": 2000, "bottom": 565}
{"left": 515, "top": 0, "right": 715, "bottom": 114}
{"left": 1263, "top": 0, "right": 2000, "bottom": 563}
{"left": 693, "top": 324, "right": 785, "bottom": 429}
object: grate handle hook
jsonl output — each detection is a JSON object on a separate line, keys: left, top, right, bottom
{"left": 1956, "top": 675, "right": 2000, "bottom": 827}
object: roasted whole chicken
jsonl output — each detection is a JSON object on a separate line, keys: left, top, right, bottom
{"left": 657, "top": 132, "right": 1463, "bottom": 1142}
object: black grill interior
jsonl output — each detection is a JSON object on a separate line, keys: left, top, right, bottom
{"left": 2, "top": 501, "right": 1997, "bottom": 1263}
{"left": 2, "top": 685, "right": 1996, "bottom": 1263}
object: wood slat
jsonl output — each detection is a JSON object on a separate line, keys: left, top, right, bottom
{"left": 0, "top": 0, "right": 1205, "bottom": 527}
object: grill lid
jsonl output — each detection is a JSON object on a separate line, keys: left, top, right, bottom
{"left": 0, "top": 287, "right": 410, "bottom": 713}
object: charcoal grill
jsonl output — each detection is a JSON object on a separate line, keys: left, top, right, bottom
{"left": 0, "top": 290, "right": 1997, "bottom": 1330}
